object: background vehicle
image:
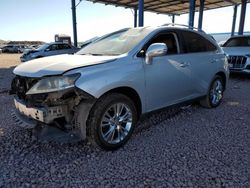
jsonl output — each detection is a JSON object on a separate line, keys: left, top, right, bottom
{"left": 1, "top": 45, "right": 19, "bottom": 53}
{"left": 16, "top": 45, "right": 32, "bottom": 53}
{"left": 11, "top": 26, "right": 229, "bottom": 150}
{"left": 20, "top": 42, "right": 79, "bottom": 62}
{"left": 222, "top": 35, "right": 250, "bottom": 74}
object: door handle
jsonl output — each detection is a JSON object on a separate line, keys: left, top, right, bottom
{"left": 179, "top": 62, "right": 190, "bottom": 68}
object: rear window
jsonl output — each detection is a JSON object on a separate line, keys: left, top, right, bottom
{"left": 181, "top": 31, "right": 217, "bottom": 53}
{"left": 223, "top": 37, "right": 250, "bottom": 47}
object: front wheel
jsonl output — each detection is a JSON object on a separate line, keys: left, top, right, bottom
{"left": 200, "top": 76, "right": 224, "bottom": 108}
{"left": 87, "top": 93, "right": 138, "bottom": 150}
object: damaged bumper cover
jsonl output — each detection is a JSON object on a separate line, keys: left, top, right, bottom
{"left": 14, "top": 97, "right": 68, "bottom": 125}
{"left": 10, "top": 76, "right": 96, "bottom": 143}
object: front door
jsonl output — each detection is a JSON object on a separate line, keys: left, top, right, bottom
{"left": 144, "top": 33, "right": 194, "bottom": 112}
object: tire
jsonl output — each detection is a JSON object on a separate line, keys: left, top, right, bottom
{"left": 200, "top": 75, "right": 224, "bottom": 108}
{"left": 87, "top": 93, "right": 138, "bottom": 150}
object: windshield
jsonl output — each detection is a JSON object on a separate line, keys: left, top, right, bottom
{"left": 36, "top": 43, "right": 50, "bottom": 51}
{"left": 77, "top": 28, "right": 151, "bottom": 56}
{"left": 223, "top": 37, "right": 250, "bottom": 47}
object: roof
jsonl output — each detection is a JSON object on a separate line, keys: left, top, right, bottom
{"left": 87, "top": 0, "right": 250, "bottom": 15}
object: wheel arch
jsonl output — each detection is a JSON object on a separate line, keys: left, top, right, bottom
{"left": 100, "top": 87, "right": 142, "bottom": 117}
{"left": 215, "top": 71, "right": 227, "bottom": 90}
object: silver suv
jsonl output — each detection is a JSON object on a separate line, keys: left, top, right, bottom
{"left": 10, "top": 26, "right": 229, "bottom": 150}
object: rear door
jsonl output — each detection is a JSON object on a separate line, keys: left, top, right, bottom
{"left": 143, "top": 32, "right": 194, "bottom": 111}
{"left": 178, "top": 30, "right": 221, "bottom": 96}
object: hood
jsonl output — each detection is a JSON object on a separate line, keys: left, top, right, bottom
{"left": 222, "top": 47, "right": 250, "bottom": 56}
{"left": 14, "top": 54, "right": 117, "bottom": 77}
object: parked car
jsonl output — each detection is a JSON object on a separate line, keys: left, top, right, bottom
{"left": 10, "top": 26, "right": 229, "bottom": 150}
{"left": 16, "top": 45, "right": 32, "bottom": 53}
{"left": 20, "top": 42, "right": 79, "bottom": 62}
{"left": 222, "top": 35, "right": 250, "bottom": 74}
{"left": 1, "top": 45, "right": 19, "bottom": 53}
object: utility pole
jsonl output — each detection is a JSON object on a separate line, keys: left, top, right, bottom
{"left": 71, "top": 0, "right": 81, "bottom": 47}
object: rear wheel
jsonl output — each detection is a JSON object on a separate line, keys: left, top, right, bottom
{"left": 87, "top": 93, "right": 137, "bottom": 150}
{"left": 200, "top": 76, "right": 224, "bottom": 108}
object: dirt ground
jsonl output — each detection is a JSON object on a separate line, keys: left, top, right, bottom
{"left": 0, "top": 54, "right": 21, "bottom": 92}
{"left": 0, "top": 54, "right": 21, "bottom": 68}
{"left": 0, "top": 54, "right": 250, "bottom": 187}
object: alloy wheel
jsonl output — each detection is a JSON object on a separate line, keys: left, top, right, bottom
{"left": 100, "top": 103, "right": 133, "bottom": 144}
{"left": 209, "top": 79, "right": 223, "bottom": 106}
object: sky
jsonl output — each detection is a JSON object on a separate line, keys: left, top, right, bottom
{"left": 0, "top": 0, "right": 249, "bottom": 42}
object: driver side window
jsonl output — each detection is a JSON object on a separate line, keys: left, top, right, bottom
{"left": 147, "top": 33, "right": 178, "bottom": 55}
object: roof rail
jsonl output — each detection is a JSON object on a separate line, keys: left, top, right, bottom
{"left": 161, "top": 23, "right": 206, "bottom": 33}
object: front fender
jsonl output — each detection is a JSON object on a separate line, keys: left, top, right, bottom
{"left": 72, "top": 59, "right": 146, "bottom": 112}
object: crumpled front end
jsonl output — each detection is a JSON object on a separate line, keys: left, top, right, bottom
{"left": 10, "top": 75, "right": 95, "bottom": 143}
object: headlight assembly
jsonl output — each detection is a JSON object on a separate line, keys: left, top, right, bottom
{"left": 26, "top": 73, "right": 80, "bottom": 95}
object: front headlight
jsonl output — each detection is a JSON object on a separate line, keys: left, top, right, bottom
{"left": 26, "top": 73, "right": 80, "bottom": 95}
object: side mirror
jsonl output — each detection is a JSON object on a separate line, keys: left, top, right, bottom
{"left": 145, "top": 43, "right": 168, "bottom": 65}
{"left": 45, "top": 48, "right": 50, "bottom": 52}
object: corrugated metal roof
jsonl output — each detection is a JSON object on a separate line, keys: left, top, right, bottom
{"left": 87, "top": 0, "right": 249, "bottom": 15}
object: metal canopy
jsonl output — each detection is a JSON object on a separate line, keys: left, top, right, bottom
{"left": 87, "top": 0, "right": 249, "bottom": 15}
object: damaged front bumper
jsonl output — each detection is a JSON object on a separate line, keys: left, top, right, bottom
{"left": 12, "top": 95, "right": 94, "bottom": 143}
{"left": 10, "top": 75, "right": 96, "bottom": 143}
{"left": 14, "top": 97, "right": 68, "bottom": 125}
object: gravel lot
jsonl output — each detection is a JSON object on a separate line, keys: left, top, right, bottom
{"left": 0, "top": 54, "right": 250, "bottom": 187}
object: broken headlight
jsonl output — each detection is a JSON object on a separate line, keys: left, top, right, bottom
{"left": 26, "top": 73, "right": 80, "bottom": 95}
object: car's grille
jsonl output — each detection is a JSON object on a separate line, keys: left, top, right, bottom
{"left": 228, "top": 55, "right": 247, "bottom": 69}
{"left": 11, "top": 76, "right": 39, "bottom": 100}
